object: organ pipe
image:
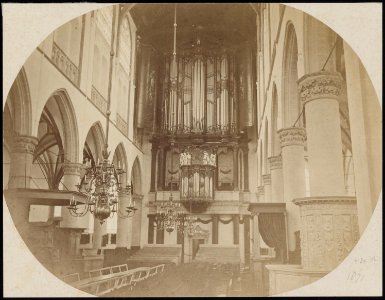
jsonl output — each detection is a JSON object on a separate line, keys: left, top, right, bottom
{"left": 162, "top": 50, "right": 236, "bottom": 134}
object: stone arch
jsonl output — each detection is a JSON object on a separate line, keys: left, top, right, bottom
{"left": 44, "top": 89, "right": 79, "bottom": 163}
{"left": 112, "top": 142, "right": 128, "bottom": 186}
{"left": 131, "top": 156, "right": 142, "bottom": 195}
{"left": 270, "top": 83, "right": 280, "bottom": 156}
{"left": 281, "top": 22, "right": 301, "bottom": 128}
{"left": 4, "top": 67, "right": 32, "bottom": 136}
{"left": 264, "top": 118, "right": 269, "bottom": 174}
{"left": 83, "top": 121, "right": 106, "bottom": 166}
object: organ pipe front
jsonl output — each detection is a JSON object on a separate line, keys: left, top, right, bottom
{"left": 161, "top": 41, "right": 238, "bottom": 135}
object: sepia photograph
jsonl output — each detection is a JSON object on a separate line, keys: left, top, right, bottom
{"left": 3, "top": 3, "right": 382, "bottom": 297}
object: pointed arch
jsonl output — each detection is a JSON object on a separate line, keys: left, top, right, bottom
{"left": 271, "top": 83, "right": 280, "bottom": 156}
{"left": 5, "top": 67, "right": 32, "bottom": 136}
{"left": 112, "top": 142, "right": 128, "bottom": 185}
{"left": 83, "top": 121, "right": 106, "bottom": 166}
{"left": 131, "top": 156, "right": 142, "bottom": 195}
{"left": 281, "top": 22, "right": 301, "bottom": 128}
{"left": 46, "top": 89, "right": 79, "bottom": 163}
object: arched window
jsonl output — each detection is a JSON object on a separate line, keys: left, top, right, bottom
{"left": 282, "top": 23, "right": 301, "bottom": 128}
{"left": 271, "top": 84, "right": 280, "bottom": 156}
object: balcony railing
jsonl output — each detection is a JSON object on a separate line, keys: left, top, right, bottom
{"left": 159, "top": 123, "right": 238, "bottom": 137}
{"left": 90, "top": 86, "right": 108, "bottom": 115}
{"left": 51, "top": 42, "right": 80, "bottom": 87}
{"left": 116, "top": 113, "right": 128, "bottom": 136}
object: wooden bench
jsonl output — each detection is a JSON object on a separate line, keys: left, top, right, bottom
{"left": 62, "top": 272, "right": 80, "bottom": 284}
{"left": 67, "top": 264, "right": 165, "bottom": 296}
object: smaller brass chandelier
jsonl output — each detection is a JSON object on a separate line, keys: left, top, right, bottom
{"left": 156, "top": 192, "right": 181, "bottom": 233}
{"left": 67, "top": 150, "right": 137, "bottom": 224}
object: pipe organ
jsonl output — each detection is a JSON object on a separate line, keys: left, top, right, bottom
{"left": 162, "top": 42, "right": 238, "bottom": 135}
{"left": 148, "top": 39, "right": 255, "bottom": 212}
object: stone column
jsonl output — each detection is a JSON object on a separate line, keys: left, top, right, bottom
{"left": 233, "top": 145, "right": 239, "bottom": 190}
{"left": 5, "top": 136, "right": 38, "bottom": 240}
{"left": 61, "top": 163, "right": 89, "bottom": 229}
{"left": 262, "top": 174, "right": 272, "bottom": 202}
{"left": 116, "top": 191, "right": 133, "bottom": 249}
{"left": 298, "top": 71, "right": 345, "bottom": 196}
{"left": 75, "top": 232, "right": 81, "bottom": 255}
{"left": 242, "top": 147, "right": 250, "bottom": 191}
{"left": 239, "top": 217, "right": 245, "bottom": 264}
{"left": 8, "top": 135, "right": 38, "bottom": 189}
{"left": 252, "top": 213, "right": 260, "bottom": 258}
{"left": 93, "top": 218, "right": 107, "bottom": 250}
{"left": 150, "top": 143, "right": 158, "bottom": 192}
{"left": 278, "top": 127, "right": 306, "bottom": 251}
{"left": 157, "top": 146, "right": 166, "bottom": 190}
{"left": 212, "top": 215, "right": 219, "bottom": 244}
{"left": 233, "top": 215, "right": 239, "bottom": 244}
{"left": 257, "top": 186, "right": 265, "bottom": 202}
{"left": 268, "top": 156, "right": 284, "bottom": 203}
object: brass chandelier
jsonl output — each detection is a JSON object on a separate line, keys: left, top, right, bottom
{"left": 67, "top": 145, "right": 137, "bottom": 224}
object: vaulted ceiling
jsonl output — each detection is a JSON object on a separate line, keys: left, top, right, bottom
{"left": 129, "top": 3, "right": 258, "bottom": 54}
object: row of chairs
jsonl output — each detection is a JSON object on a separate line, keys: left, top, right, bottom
{"left": 62, "top": 263, "right": 165, "bottom": 296}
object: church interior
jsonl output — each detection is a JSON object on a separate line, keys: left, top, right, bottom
{"left": 3, "top": 3, "right": 382, "bottom": 296}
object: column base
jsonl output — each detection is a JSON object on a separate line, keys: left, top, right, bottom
{"left": 266, "top": 264, "right": 327, "bottom": 295}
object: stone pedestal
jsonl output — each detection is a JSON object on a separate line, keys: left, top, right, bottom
{"left": 268, "top": 156, "right": 283, "bottom": 203}
{"left": 262, "top": 174, "right": 272, "bottom": 202}
{"left": 278, "top": 127, "right": 306, "bottom": 251}
{"left": 266, "top": 264, "right": 327, "bottom": 296}
{"left": 8, "top": 135, "right": 38, "bottom": 188}
{"left": 252, "top": 257, "right": 275, "bottom": 296}
{"left": 298, "top": 71, "right": 345, "bottom": 196}
{"left": 293, "top": 196, "right": 359, "bottom": 271}
{"left": 252, "top": 213, "right": 260, "bottom": 259}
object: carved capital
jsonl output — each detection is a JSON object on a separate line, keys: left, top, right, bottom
{"left": 63, "top": 163, "right": 83, "bottom": 176}
{"left": 268, "top": 155, "right": 282, "bottom": 170}
{"left": 11, "top": 135, "right": 39, "bottom": 155}
{"left": 278, "top": 127, "right": 306, "bottom": 148}
{"left": 262, "top": 174, "right": 271, "bottom": 185}
{"left": 298, "top": 71, "right": 343, "bottom": 104}
{"left": 257, "top": 185, "right": 265, "bottom": 195}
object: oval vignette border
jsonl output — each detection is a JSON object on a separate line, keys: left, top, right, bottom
{"left": 2, "top": 3, "right": 382, "bottom": 297}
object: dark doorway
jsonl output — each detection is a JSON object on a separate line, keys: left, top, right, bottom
{"left": 192, "top": 239, "right": 204, "bottom": 259}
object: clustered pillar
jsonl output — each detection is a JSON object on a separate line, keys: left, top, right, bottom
{"left": 61, "top": 162, "right": 89, "bottom": 229}
{"left": 6, "top": 135, "right": 39, "bottom": 237}
{"left": 116, "top": 191, "right": 133, "bottom": 249}
{"left": 293, "top": 71, "right": 359, "bottom": 271}
{"left": 268, "top": 155, "right": 283, "bottom": 203}
{"left": 278, "top": 127, "right": 306, "bottom": 253}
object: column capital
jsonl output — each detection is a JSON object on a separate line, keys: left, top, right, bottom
{"left": 63, "top": 162, "right": 83, "bottom": 176}
{"left": 268, "top": 155, "right": 282, "bottom": 170}
{"left": 262, "top": 174, "right": 271, "bottom": 185}
{"left": 257, "top": 185, "right": 265, "bottom": 196}
{"left": 298, "top": 71, "right": 343, "bottom": 105}
{"left": 278, "top": 127, "right": 306, "bottom": 148}
{"left": 11, "top": 135, "right": 39, "bottom": 154}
